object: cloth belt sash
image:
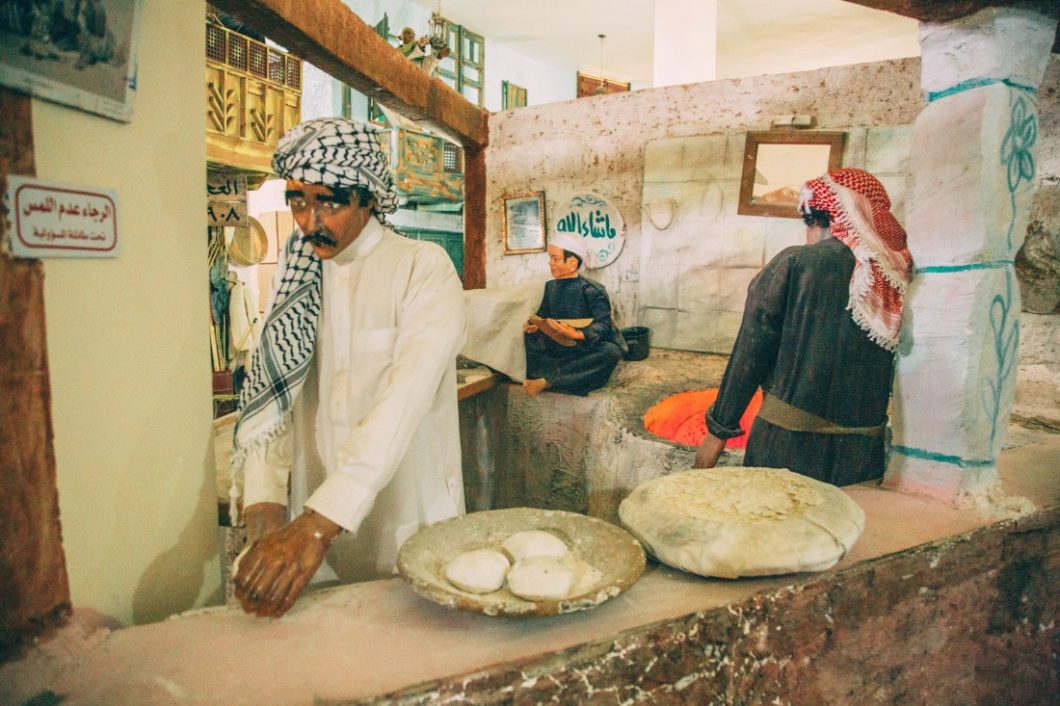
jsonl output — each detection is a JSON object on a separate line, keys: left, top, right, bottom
{"left": 757, "top": 393, "right": 886, "bottom": 437}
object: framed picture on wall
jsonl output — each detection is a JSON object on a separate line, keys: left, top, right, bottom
{"left": 502, "top": 192, "right": 547, "bottom": 254}
{"left": 738, "top": 131, "right": 845, "bottom": 218}
{"left": 0, "top": 0, "right": 144, "bottom": 122}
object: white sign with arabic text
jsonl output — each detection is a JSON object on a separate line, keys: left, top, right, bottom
{"left": 7, "top": 176, "right": 119, "bottom": 259}
{"left": 551, "top": 192, "right": 624, "bottom": 269}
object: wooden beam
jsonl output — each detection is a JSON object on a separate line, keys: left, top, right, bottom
{"left": 210, "top": 0, "right": 490, "bottom": 288}
{"left": 841, "top": 0, "right": 1059, "bottom": 52}
{"left": 0, "top": 87, "right": 71, "bottom": 653}
{"left": 210, "top": 0, "right": 488, "bottom": 149}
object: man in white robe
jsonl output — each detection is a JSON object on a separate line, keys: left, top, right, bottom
{"left": 230, "top": 118, "right": 466, "bottom": 617}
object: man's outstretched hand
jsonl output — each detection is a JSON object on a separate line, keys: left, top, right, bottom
{"left": 234, "top": 507, "right": 341, "bottom": 618}
{"left": 693, "top": 432, "right": 725, "bottom": 469}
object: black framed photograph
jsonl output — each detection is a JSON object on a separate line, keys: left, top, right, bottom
{"left": 502, "top": 192, "right": 546, "bottom": 255}
{"left": 738, "top": 131, "right": 845, "bottom": 218}
{"left": 0, "top": 0, "right": 144, "bottom": 122}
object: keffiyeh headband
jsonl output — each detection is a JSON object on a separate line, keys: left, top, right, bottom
{"left": 272, "top": 117, "right": 399, "bottom": 222}
{"left": 798, "top": 168, "right": 913, "bottom": 352}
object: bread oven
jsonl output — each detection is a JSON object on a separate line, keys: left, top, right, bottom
{"left": 643, "top": 388, "right": 763, "bottom": 448}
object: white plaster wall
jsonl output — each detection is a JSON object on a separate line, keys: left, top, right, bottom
{"left": 486, "top": 39, "right": 576, "bottom": 111}
{"left": 301, "top": 62, "right": 342, "bottom": 121}
{"left": 486, "top": 58, "right": 922, "bottom": 337}
{"left": 715, "top": 3, "right": 920, "bottom": 81}
{"left": 35, "top": 2, "right": 217, "bottom": 625}
{"left": 306, "top": 0, "right": 577, "bottom": 117}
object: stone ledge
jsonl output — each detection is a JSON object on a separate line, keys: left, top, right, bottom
{"left": 364, "top": 506, "right": 1059, "bottom": 706}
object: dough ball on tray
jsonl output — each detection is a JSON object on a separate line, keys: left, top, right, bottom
{"left": 501, "top": 530, "right": 568, "bottom": 562}
{"left": 506, "top": 556, "right": 575, "bottom": 601}
{"left": 445, "top": 548, "right": 511, "bottom": 594}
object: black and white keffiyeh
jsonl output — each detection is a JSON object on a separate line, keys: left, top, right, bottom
{"left": 271, "top": 117, "right": 398, "bottom": 222}
{"left": 229, "top": 233, "right": 321, "bottom": 522}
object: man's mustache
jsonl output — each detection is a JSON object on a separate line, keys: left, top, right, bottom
{"left": 302, "top": 230, "right": 338, "bottom": 247}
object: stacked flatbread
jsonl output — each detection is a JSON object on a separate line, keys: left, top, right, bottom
{"left": 618, "top": 467, "right": 865, "bottom": 579}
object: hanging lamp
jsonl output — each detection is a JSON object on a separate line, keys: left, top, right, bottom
{"left": 595, "top": 33, "right": 608, "bottom": 95}
{"left": 428, "top": 0, "right": 449, "bottom": 51}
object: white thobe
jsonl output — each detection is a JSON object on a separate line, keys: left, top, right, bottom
{"left": 243, "top": 218, "right": 467, "bottom": 582}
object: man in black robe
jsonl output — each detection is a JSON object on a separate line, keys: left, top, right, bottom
{"left": 694, "top": 168, "right": 912, "bottom": 486}
{"left": 523, "top": 234, "right": 624, "bottom": 397}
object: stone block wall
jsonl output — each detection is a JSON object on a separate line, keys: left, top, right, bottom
{"left": 639, "top": 125, "right": 912, "bottom": 353}
{"left": 486, "top": 58, "right": 923, "bottom": 330}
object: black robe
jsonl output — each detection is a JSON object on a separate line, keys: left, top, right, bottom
{"left": 706, "top": 238, "right": 895, "bottom": 486}
{"left": 525, "top": 275, "right": 623, "bottom": 396}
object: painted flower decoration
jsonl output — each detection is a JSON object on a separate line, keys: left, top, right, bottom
{"left": 1000, "top": 96, "right": 1037, "bottom": 193}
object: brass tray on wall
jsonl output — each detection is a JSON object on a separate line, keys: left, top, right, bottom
{"left": 396, "top": 507, "right": 645, "bottom": 617}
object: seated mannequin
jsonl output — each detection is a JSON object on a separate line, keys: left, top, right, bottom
{"left": 523, "top": 234, "right": 624, "bottom": 397}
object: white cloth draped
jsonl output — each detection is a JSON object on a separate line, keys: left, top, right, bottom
{"left": 460, "top": 278, "right": 547, "bottom": 382}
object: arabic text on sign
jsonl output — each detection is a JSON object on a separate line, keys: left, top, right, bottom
{"left": 207, "top": 202, "right": 246, "bottom": 227}
{"left": 555, "top": 210, "right": 616, "bottom": 239}
{"left": 12, "top": 180, "right": 119, "bottom": 257}
{"left": 207, "top": 174, "right": 247, "bottom": 199}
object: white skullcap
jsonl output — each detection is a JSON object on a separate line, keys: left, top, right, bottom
{"left": 550, "top": 233, "right": 589, "bottom": 264}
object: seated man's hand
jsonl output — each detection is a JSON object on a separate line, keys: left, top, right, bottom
{"left": 548, "top": 320, "right": 585, "bottom": 341}
{"left": 538, "top": 318, "right": 583, "bottom": 346}
{"left": 234, "top": 508, "right": 341, "bottom": 618}
{"left": 523, "top": 321, "right": 539, "bottom": 334}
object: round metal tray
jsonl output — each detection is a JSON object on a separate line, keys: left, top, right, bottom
{"left": 396, "top": 507, "right": 645, "bottom": 617}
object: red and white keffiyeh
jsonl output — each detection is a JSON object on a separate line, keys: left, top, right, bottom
{"left": 798, "top": 168, "right": 913, "bottom": 352}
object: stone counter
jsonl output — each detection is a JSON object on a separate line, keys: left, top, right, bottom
{"left": 481, "top": 349, "right": 739, "bottom": 522}
{"left": 2, "top": 432, "right": 1057, "bottom": 705}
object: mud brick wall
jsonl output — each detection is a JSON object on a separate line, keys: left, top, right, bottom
{"left": 354, "top": 509, "right": 1058, "bottom": 706}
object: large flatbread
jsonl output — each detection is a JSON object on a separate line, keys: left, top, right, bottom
{"left": 618, "top": 468, "right": 865, "bottom": 579}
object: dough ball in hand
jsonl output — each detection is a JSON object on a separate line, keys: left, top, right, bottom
{"left": 445, "top": 549, "right": 511, "bottom": 594}
{"left": 506, "top": 556, "right": 575, "bottom": 601}
{"left": 501, "top": 530, "right": 568, "bottom": 562}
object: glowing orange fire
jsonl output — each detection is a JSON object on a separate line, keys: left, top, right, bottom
{"left": 643, "top": 388, "right": 763, "bottom": 449}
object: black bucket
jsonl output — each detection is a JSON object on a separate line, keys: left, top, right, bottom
{"left": 622, "top": 326, "right": 651, "bottom": 361}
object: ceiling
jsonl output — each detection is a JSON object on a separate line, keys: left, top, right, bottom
{"left": 410, "top": 0, "right": 922, "bottom": 86}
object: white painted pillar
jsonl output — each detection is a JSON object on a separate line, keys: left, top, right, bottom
{"left": 652, "top": 0, "right": 717, "bottom": 88}
{"left": 884, "top": 7, "right": 1058, "bottom": 502}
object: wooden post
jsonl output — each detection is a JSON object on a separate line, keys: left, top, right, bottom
{"left": 0, "top": 88, "right": 71, "bottom": 652}
{"left": 463, "top": 144, "right": 487, "bottom": 289}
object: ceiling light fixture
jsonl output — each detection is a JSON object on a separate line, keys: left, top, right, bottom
{"left": 596, "top": 33, "right": 608, "bottom": 95}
